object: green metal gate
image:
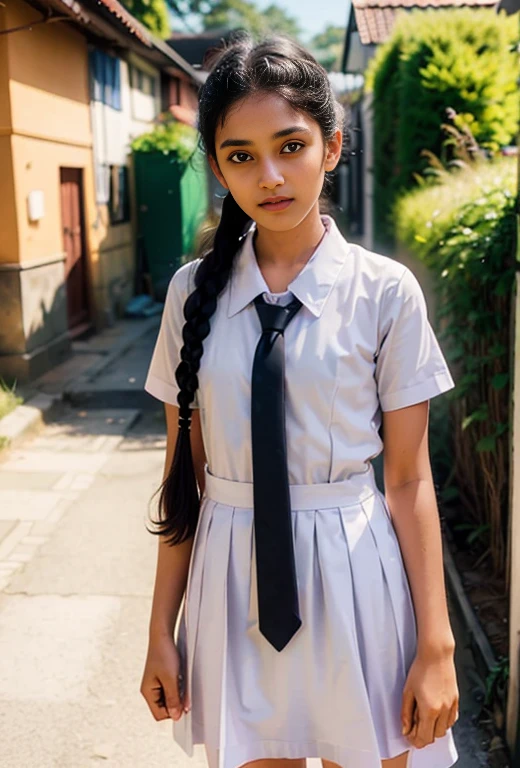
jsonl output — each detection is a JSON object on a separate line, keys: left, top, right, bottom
{"left": 133, "top": 146, "right": 209, "bottom": 296}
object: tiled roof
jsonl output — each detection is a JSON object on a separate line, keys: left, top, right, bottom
{"left": 91, "top": 0, "right": 152, "bottom": 46}
{"left": 354, "top": 6, "right": 399, "bottom": 45}
{"left": 40, "top": 0, "right": 204, "bottom": 81}
{"left": 353, "top": 0, "right": 499, "bottom": 44}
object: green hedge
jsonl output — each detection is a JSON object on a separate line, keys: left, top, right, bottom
{"left": 365, "top": 8, "right": 519, "bottom": 249}
{"left": 393, "top": 155, "right": 517, "bottom": 577}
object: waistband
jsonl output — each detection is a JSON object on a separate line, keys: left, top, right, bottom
{"left": 202, "top": 464, "right": 377, "bottom": 511}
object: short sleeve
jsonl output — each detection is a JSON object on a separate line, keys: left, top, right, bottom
{"left": 374, "top": 266, "right": 456, "bottom": 411}
{"left": 144, "top": 259, "right": 202, "bottom": 408}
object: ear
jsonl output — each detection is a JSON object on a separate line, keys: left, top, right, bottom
{"left": 208, "top": 155, "right": 229, "bottom": 190}
{"left": 324, "top": 128, "right": 343, "bottom": 173}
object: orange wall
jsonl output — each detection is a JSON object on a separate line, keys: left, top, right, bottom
{"left": 0, "top": 5, "right": 12, "bottom": 128}
{"left": 1, "top": 0, "right": 191, "bottom": 326}
{"left": 10, "top": 133, "right": 95, "bottom": 266}
{"left": 7, "top": 0, "right": 91, "bottom": 146}
{"left": 0, "top": 4, "right": 17, "bottom": 264}
{"left": 1, "top": 0, "right": 94, "bottom": 270}
{"left": 0, "top": 136, "right": 18, "bottom": 263}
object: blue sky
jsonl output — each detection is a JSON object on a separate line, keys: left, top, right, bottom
{"left": 175, "top": 1, "right": 350, "bottom": 42}
{"left": 256, "top": 0, "right": 349, "bottom": 40}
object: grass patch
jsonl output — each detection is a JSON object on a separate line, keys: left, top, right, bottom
{"left": 0, "top": 378, "right": 23, "bottom": 421}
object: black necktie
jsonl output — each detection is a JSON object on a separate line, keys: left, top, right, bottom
{"left": 251, "top": 292, "right": 304, "bottom": 652}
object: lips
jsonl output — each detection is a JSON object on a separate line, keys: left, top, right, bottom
{"left": 260, "top": 197, "right": 293, "bottom": 205}
{"left": 259, "top": 197, "right": 294, "bottom": 212}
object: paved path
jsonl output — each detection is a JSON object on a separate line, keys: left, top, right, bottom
{"left": 0, "top": 405, "right": 191, "bottom": 767}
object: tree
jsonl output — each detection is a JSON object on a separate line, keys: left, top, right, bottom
{"left": 262, "top": 4, "right": 301, "bottom": 40}
{"left": 308, "top": 24, "right": 344, "bottom": 72}
{"left": 121, "top": 0, "right": 171, "bottom": 38}
{"left": 168, "top": 0, "right": 301, "bottom": 40}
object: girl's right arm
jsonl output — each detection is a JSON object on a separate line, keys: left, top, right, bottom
{"left": 140, "top": 403, "right": 206, "bottom": 723}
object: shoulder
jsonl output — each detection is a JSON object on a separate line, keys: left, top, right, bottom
{"left": 356, "top": 252, "right": 431, "bottom": 348}
{"left": 347, "top": 243, "right": 424, "bottom": 307}
{"left": 324, "top": 217, "right": 407, "bottom": 298}
{"left": 350, "top": 243, "right": 407, "bottom": 289}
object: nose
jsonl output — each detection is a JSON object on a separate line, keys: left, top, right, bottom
{"left": 258, "top": 158, "right": 284, "bottom": 189}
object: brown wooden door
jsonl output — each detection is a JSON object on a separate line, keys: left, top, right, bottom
{"left": 60, "top": 168, "right": 89, "bottom": 330}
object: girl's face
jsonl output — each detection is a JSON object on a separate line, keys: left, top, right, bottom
{"left": 208, "top": 92, "right": 342, "bottom": 231}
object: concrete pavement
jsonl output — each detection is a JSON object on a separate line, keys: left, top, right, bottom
{"left": 0, "top": 403, "right": 208, "bottom": 767}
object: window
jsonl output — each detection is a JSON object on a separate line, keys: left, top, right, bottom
{"left": 109, "top": 165, "right": 130, "bottom": 224}
{"left": 130, "top": 64, "right": 157, "bottom": 98}
{"left": 89, "top": 49, "right": 121, "bottom": 110}
{"left": 129, "top": 64, "right": 159, "bottom": 121}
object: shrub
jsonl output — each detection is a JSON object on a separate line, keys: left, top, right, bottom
{"left": 130, "top": 114, "right": 199, "bottom": 164}
{"left": 394, "top": 155, "right": 517, "bottom": 580}
{"left": 365, "top": 8, "right": 519, "bottom": 248}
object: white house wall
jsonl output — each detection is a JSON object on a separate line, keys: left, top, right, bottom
{"left": 90, "top": 60, "right": 129, "bottom": 168}
{"left": 89, "top": 52, "right": 160, "bottom": 203}
{"left": 128, "top": 52, "right": 161, "bottom": 136}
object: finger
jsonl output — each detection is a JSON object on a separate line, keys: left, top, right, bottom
{"left": 401, "top": 689, "right": 416, "bottom": 735}
{"left": 415, "top": 705, "right": 437, "bottom": 747}
{"left": 141, "top": 680, "right": 170, "bottom": 721}
{"left": 434, "top": 705, "right": 450, "bottom": 738}
{"left": 405, "top": 709, "right": 419, "bottom": 746}
{"left": 446, "top": 699, "right": 459, "bottom": 729}
{"left": 183, "top": 680, "right": 191, "bottom": 713}
{"left": 163, "top": 674, "right": 183, "bottom": 720}
{"left": 178, "top": 672, "right": 191, "bottom": 712}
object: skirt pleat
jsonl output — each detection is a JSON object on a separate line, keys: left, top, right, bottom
{"left": 346, "top": 495, "right": 413, "bottom": 756}
{"left": 172, "top": 477, "right": 459, "bottom": 768}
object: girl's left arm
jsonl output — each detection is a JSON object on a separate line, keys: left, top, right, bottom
{"left": 382, "top": 399, "right": 455, "bottom": 655}
{"left": 382, "top": 399, "right": 459, "bottom": 747}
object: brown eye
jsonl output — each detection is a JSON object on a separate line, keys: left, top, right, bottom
{"left": 229, "top": 152, "right": 252, "bottom": 164}
{"left": 282, "top": 142, "right": 304, "bottom": 154}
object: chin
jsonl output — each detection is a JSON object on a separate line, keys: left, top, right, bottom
{"left": 255, "top": 206, "right": 304, "bottom": 227}
{"left": 256, "top": 218, "right": 298, "bottom": 233}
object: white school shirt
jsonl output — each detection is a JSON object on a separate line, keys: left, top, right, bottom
{"left": 144, "top": 214, "right": 456, "bottom": 485}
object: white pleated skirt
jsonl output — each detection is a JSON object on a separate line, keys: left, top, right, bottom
{"left": 172, "top": 464, "right": 459, "bottom": 768}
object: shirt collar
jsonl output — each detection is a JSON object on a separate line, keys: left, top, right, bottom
{"left": 227, "top": 214, "right": 348, "bottom": 319}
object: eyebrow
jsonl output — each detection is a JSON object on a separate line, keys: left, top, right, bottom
{"left": 219, "top": 125, "right": 312, "bottom": 150}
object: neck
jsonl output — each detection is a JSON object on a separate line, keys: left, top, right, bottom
{"left": 253, "top": 204, "right": 326, "bottom": 270}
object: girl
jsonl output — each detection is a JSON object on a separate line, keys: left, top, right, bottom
{"left": 140, "top": 32, "right": 460, "bottom": 768}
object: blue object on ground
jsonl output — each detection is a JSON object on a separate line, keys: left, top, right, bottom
{"left": 125, "top": 295, "right": 164, "bottom": 318}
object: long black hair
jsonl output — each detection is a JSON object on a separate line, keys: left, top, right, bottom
{"left": 149, "top": 31, "right": 348, "bottom": 546}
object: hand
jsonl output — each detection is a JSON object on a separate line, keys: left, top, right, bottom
{"left": 140, "top": 633, "right": 190, "bottom": 722}
{"left": 401, "top": 648, "right": 459, "bottom": 749}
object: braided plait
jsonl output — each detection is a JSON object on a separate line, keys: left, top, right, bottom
{"left": 176, "top": 197, "right": 250, "bottom": 420}
{"left": 150, "top": 193, "right": 251, "bottom": 544}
